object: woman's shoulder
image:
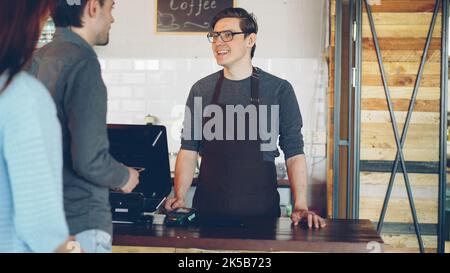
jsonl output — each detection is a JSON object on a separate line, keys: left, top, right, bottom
{"left": 12, "top": 71, "right": 48, "bottom": 94}
{"left": 0, "top": 72, "right": 55, "bottom": 118}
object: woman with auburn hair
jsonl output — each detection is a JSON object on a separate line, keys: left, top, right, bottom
{"left": 0, "top": 0, "right": 71, "bottom": 252}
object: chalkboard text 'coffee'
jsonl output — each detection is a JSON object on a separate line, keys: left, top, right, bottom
{"left": 157, "top": 0, "right": 234, "bottom": 33}
{"left": 169, "top": 0, "right": 218, "bottom": 17}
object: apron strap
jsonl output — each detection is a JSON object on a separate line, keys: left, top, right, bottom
{"left": 212, "top": 70, "right": 225, "bottom": 105}
{"left": 250, "top": 67, "right": 260, "bottom": 106}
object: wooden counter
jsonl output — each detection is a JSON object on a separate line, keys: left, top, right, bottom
{"left": 113, "top": 217, "right": 384, "bottom": 253}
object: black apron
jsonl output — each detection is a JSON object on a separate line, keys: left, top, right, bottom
{"left": 193, "top": 68, "right": 280, "bottom": 219}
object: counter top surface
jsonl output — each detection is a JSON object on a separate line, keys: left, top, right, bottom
{"left": 113, "top": 217, "right": 383, "bottom": 253}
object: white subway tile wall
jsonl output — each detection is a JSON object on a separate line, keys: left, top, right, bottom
{"left": 121, "top": 73, "right": 147, "bottom": 85}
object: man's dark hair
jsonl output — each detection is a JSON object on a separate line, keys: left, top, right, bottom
{"left": 210, "top": 7, "right": 258, "bottom": 59}
{"left": 53, "top": 0, "right": 105, "bottom": 28}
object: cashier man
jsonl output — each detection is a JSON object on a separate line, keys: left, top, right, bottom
{"left": 165, "top": 7, "right": 326, "bottom": 229}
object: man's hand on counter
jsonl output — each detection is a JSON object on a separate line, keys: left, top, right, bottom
{"left": 119, "top": 167, "right": 140, "bottom": 193}
{"left": 291, "top": 208, "right": 327, "bottom": 229}
{"left": 164, "top": 196, "right": 186, "bottom": 211}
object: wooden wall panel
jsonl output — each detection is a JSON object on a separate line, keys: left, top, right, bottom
{"left": 328, "top": 0, "right": 442, "bottom": 252}
{"left": 362, "top": 74, "right": 441, "bottom": 87}
{"left": 362, "top": 25, "right": 441, "bottom": 38}
{"left": 361, "top": 124, "right": 439, "bottom": 150}
{"left": 365, "top": 1, "right": 436, "bottom": 13}
{"left": 362, "top": 86, "right": 440, "bottom": 100}
{"left": 362, "top": 12, "right": 441, "bottom": 26}
{"left": 383, "top": 235, "right": 437, "bottom": 252}
{"left": 361, "top": 98, "right": 440, "bottom": 112}
{"left": 362, "top": 62, "right": 441, "bottom": 75}
{"left": 361, "top": 110, "right": 439, "bottom": 124}
{"left": 360, "top": 148, "right": 439, "bottom": 161}
{"left": 360, "top": 198, "right": 438, "bottom": 223}
{"left": 362, "top": 49, "right": 441, "bottom": 62}
{"left": 359, "top": 0, "right": 441, "bottom": 252}
{"left": 360, "top": 172, "right": 438, "bottom": 224}
{"left": 361, "top": 172, "right": 438, "bottom": 187}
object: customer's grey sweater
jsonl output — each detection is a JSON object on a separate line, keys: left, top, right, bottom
{"left": 30, "top": 28, "right": 129, "bottom": 236}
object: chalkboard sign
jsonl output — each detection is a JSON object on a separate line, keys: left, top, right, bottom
{"left": 156, "top": 0, "right": 235, "bottom": 33}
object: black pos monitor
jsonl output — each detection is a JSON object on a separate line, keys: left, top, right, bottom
{"left": 107, "top": 124, "right": 172, "bottom": 223}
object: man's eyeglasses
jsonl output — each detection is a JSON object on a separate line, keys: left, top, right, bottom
{"left": 207, "top": 31, "right": 250, "bottom": 43}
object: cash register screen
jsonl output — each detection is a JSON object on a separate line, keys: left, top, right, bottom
{"left": 107, "top": 124, "right": 172, "bottom": 201}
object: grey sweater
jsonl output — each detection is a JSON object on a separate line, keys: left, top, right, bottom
{"left": 30, "top": 28, "right": 129, "bottom": 236}
{"left": 181, "top": 69, "right": 305, "bottom": 161}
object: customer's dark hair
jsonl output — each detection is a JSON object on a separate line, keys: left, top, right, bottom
{"left": 0, "top": 0, "right": 57, "bottom": 92}
{"left": 210, "top": 7, "right": 258, "bottom": 58}
{"left": 53, "top": 0, "right": 105, "bottom": 28}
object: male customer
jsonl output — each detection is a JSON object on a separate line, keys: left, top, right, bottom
{"left": 31, "top": 0, "right": 139, "bottom": 252}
